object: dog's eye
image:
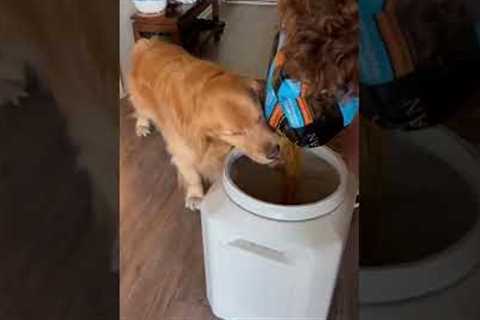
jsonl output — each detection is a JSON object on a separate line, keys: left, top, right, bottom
{"left": 229, "top": 131, "right": 245, "bottom": 136}
{"left": 222, "top": 130, "right": 245, "bottom": 136}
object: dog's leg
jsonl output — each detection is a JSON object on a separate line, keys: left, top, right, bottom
{"left": 171, "top": 155, "right": 204, "bottom": 211}
{"left": 199, "top": 143, "right": 232, "bottom": 185}
{"left": 129, "top": 92, "right": 155, "bottom": 138}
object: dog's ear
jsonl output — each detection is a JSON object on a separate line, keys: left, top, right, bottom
{"left": 251, "top": 78, "right": 266, "bottom": 94}
{"left": 244, "top": 78, "right": 266, "bottom": 105}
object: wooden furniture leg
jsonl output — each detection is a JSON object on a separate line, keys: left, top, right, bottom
{"left": 211, "top": 0, "right": 224, "bottom": 42}
{"left": 212, "top": 0, "right": 220, "bottom": 22}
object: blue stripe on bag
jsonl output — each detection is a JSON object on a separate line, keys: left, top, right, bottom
{"left": 359, "top": 0, "right": 394, "bottom": 85}
{"left": 339, "top": 97, "right": 359, "bottom": 126}
{"left": 264, "top": 63, "right": 278, "bottom": 119}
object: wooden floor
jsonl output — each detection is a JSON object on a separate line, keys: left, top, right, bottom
{"left": 120, "top": 4, "right": 357, "bottom": 320}
{"left": 120, "top": 100, "right": 214, "bottom": 319}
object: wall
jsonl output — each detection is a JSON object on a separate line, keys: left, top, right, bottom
{"left": 120, "top": 0, "right": 136, "bottom": 97}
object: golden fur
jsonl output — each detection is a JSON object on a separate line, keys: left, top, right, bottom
{"left": 129, "top": 38, "right": 279, "bottom": 210}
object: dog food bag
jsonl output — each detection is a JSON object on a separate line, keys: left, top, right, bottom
{"left": 263, "top": 32, "right": 359, "bottom": 148}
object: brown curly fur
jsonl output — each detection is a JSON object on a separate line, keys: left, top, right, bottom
{"left": 278, "top": 0, "right": 359, "bottom": 111}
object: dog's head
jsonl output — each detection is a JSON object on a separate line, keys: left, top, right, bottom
{"left": 199, "top": 75, "right": 280, "bottom": 164}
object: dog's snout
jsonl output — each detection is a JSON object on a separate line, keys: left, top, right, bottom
{"left": 266, "top": 144, "right": 281, "bottom": 160}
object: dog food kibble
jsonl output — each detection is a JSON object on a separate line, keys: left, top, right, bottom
{"left": 278, "top": 134, "right": 303, "bottom": 204}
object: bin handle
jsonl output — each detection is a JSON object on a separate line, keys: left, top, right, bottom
{"left": 227, "top": 239, "right": 291, "bottom": 265}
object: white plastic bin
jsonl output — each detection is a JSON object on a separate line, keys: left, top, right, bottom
{"left": 200, "top": 146, "right": 356, "bottom": 320}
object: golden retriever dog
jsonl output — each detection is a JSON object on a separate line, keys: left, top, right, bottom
{"left": 129, "top": 38, "right": 280, "bottom": 210}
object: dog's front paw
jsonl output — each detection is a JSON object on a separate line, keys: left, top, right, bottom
{"left": 135, "top": 117, "right": 152, "bottom": 137}
{"left": 185, "top": 195, "right": 203, "bottom": 211}
{"left": 135, "top": 123, "right": 151, "bottom": 137}
{"left": 0, "top": 80, "right": 28, "bottom": 107}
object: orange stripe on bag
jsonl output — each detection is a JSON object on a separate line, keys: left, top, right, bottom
{"left": 275, "top": 51, "right": 286, "bottom": 67}
{"left": 269, "top": 104, "right": 284, "bottom": 128}
{"left": 298, "top": 97, "right": 313, "bottom": 125}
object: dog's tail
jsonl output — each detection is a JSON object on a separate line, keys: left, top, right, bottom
{"left": 132, "top": 38, "right": 153, "bottom": 59}
{"left": 131, "top": 36, "right": 167, "bottom": 62}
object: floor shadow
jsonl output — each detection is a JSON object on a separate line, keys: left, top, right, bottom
{"left": 0, "top": 76, "right": 117, "bottom": 319}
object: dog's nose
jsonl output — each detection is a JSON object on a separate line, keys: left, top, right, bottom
{"left": 266, "top": 144, "right": 281, "bottom": 160}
